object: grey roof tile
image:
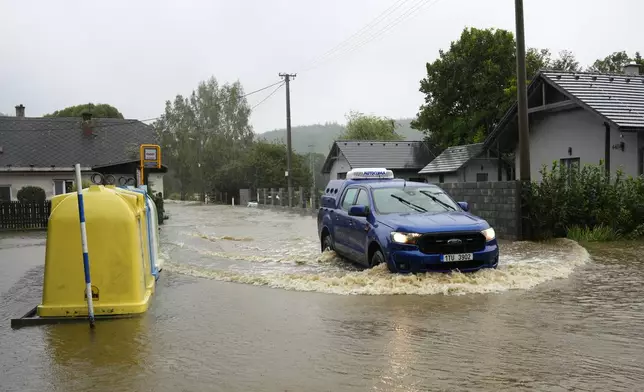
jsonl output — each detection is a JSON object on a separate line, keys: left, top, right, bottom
{"left": 335, "top": 141, "right": 432, "bottom": 170}
{"left": 419, "top": 143, "right": 483, "bottom": 174}
{"left": 542, "top": 70, "right": 644, "bottom": 128}
{"left": 0, "top": 117, "right": 159, "bottom": 168}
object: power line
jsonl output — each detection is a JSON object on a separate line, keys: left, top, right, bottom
{"left": 298, "top": 0, "right": 414, "bottom": 72}
{"left": 251, "top": 82, "right": 285, "bottom": 110}
{"left": 300, "top": 0, "right": 442, "bottom": 74}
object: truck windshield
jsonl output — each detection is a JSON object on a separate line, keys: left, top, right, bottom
{"left": 371, "top": 187, "right": 459, "bottom": 214}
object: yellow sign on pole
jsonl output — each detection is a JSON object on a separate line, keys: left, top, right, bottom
{"left": 139, "top": 144, "right": 161, "bottom": 186}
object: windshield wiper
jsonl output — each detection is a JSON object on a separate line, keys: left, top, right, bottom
{"left": 419, "top": 190, "right": 456, "bottom": 211}
{"left": 390, "top": 194, "right": 427, "bottom": 212}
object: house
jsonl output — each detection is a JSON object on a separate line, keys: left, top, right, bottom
{"left": 321, "top": 140, "right": 434, "bottom": 181}
{"left": 484, "top": 63, "right": 644, "bottom": 181}
{"left": 0, "top": 105, "right": 167, "bottom": 201}
{"left": 418, "top": 143, "right": 510, "bottom": 183}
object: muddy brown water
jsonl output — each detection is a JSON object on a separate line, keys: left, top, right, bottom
{"left": 1, "top": 202, "right": 644, "bottom": 391}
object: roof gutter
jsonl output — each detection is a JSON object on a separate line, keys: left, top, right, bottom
{"left": 0, "top": 166, "right": 93, "bottom": 172}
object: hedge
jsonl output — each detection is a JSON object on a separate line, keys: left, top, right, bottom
{"left": 523, "top": 161, "right": 644, "bottom": 240}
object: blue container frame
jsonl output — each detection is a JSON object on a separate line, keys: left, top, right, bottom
{"left": 118, "top": 186, "right": 159, "bottom": 280}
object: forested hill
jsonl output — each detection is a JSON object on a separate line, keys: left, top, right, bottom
{"left": 257, "top": 118, "right": 423, "bottom": 155}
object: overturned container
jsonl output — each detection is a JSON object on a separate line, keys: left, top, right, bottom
{"left": 36, "top": 185, "right": 155, "bottom": 319}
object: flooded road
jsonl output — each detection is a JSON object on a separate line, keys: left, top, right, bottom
{"left": 2, "top": 203, "right": 644, "bottom": 391}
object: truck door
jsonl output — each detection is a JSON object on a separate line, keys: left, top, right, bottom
{"left": 347, "top": 188, "right": 371, "bottom": 264}
{"left": 333, "top": 187, "right": 358, "bottom": 258}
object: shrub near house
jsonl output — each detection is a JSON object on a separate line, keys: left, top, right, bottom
{"left": 523, "top": 162, "right": 644, "bottom": 240}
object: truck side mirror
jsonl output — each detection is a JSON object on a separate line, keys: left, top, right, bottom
{"left": 348, "top": 205, "right": 370, "bottom": 217}
{"left": 457, "top": 201, "right": 469, "bottom": 212}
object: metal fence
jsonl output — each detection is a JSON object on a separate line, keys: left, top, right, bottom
{"left": 0, "top": 201, "right": 51, "bottom": 231}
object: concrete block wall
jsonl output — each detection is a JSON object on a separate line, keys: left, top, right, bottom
{"left": 439, "top": 181, "right": 520, "bottom": 241}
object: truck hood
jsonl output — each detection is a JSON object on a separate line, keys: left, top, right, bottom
{"left": 378, "top": 211, "right": 489, "bottom": 233}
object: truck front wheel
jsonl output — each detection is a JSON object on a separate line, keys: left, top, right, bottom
{"left": 321, "top": 235, "right": 333, "bottom": 253}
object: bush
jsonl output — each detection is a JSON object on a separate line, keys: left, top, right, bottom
{"left": 566, "top": 225, "right": 621, "bottom": 242}
{"left": 17, "top": 186, "right": 46, "bottom": 203}
{"left": 523, "top": 161, "right": 644, "bottom": 240}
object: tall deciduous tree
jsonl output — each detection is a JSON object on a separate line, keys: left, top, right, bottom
{"left": 588, "top": 51, "right": 643, "bottom": 73}
{"left": 44, "top": 103, "right": 124, "bottom": 118}
{"left": 412, "top": 27, "right": 581, "bottom": 150}
{"left": 338, "top": 111, "right": 403, "bottom": 141}
{"left": 412, "top": 27, "right": 517, "bottom": 149}
{"left": 155, "top": 77, "right": 254, "bottom": 200}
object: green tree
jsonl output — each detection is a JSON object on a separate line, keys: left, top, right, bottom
{"left": 588, "top": 51, "right": 643, "bottom": 73}
{"left": 412, "top": 27, "right": 581, "bottom": 150}
{"left": 244, "top": 140, "right": 311, "bottom": 190}
{"left": 338, "top": 111, "right": 403, "bottom": 141}
{"left": 155, "top": 77, "right": 255, "bottom": 200}
{"left": 44, "top": 103, "right": 124, "bottom": 119}
{"left": 412, "top": 27, "right": 517, "bottom": 149}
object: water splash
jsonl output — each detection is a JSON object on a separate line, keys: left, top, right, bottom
{"left": 163, "top": 238, "right": 590, "bottom": 296}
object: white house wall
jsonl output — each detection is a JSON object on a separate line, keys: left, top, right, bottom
{"left": 329, "top": 152, "right": 351, "bottom": 180}
{"left": 0, "top": 172, "right": 93, "bottom": 201}
{"left": 422, "top": 158, "right": 505, "bottom": 184}
{"left": 463, "top": 158, "right": 507, "bottom": 182}
{"left": 515, "top": 108, "right": 638, "bottom": 180}
{"left": 0, "top": 172, "right": 165, "bottom": 201}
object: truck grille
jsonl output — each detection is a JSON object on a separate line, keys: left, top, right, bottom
{"left": 416, "top": 232, "right": 486, "bottom": 255}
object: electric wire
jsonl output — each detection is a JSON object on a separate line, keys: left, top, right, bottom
{"left": 298, "top": 0, "right": 414, "bottom": 72}
{"left": 300, "top": 0, "right": 442, "bottom": 74}
{"left": 251, "top": 82, "right": 285, "bottom": 110}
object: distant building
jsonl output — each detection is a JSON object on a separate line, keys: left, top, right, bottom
{"left": 321, "top": 140, "right": 434, "bottom": 181}
{"left": 485, "top": 64, "right": 644, "bottom": 180}
{"left": 418, "top": 143, "right": 510, "bottom": 183}
{"left": 0, "top": 105, "right": 167, "bottom": 201}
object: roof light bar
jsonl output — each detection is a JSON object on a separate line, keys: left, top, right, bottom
{"left": 346, "top": 168, "right": 395, "bottom": 180}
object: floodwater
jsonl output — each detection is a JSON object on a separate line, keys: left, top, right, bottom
{"left": 1, "top": 203, "right": 643, "bottom": 391}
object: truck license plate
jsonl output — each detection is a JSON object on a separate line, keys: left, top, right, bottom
{"left": 442, "top": 253, "right": 473, "bottom": 262}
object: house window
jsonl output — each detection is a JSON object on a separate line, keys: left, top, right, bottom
{"left": 337, "top": 172, "right": 347, "bottom": 180}
{"left": 54, "top": 180, "right": 74, "bottom": 195}
{"left": 0, "top": 185, "right": 11, "bottom": 201}
{"left": 560, "top": 157, "right": 580, "bottom": 171}
{"left": 438, "top": 174, "right": 444, "bottom": 183}
{"left": 476, "top": 173, "right": 488, "bottom": 182}
{"left": 560, "top": 158, "right": 580, "bottom": 185}
{"left": 408, "top": 177, "right": 425, "bottom": 183}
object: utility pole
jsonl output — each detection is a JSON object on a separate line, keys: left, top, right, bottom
{"left": 515, "top": 0, "right": 531, "bottom": 182}
{"left": 308, "top": 144, "right": 315, "bottom": 207}
{"left": 279, "top": 73, "right": 296, "bottom": 207}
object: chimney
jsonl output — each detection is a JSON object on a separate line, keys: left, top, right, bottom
{"left": 81, "top": 111, "right": 94, "bottom": 136}
{"left": 15, "top": 104, "right": 25, "bottom": 117}
{"left": 623, "top": 62, "right": 640, "bottom": 76}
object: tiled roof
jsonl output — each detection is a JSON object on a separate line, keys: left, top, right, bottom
{"left": 322, "top": 140, "right": 433, "bottom": 173}
{"left": 418, "top": 143, "right": 483, "bottom": 174}
{"left": 542, "top": 70, "right": 644, "bottom": 129}
{"left": 0, "top": 117, "right": 159, "bottom": 168}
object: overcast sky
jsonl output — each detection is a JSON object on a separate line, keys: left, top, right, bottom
{"left": 1, "top": 0, "right": 641, "bottom": 133}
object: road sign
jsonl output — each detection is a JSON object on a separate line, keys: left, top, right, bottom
{"left": 139, "top": 144, "right": 161, "bottom": 186}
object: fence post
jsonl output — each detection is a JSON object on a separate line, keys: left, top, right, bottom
{"left": 278, "top": 188, "right": 283, "bottom": 206}
{"left": 270, "top": 188, "right": 274, "bottom": 206}
{"left": 310, "top": 186, "right": 316, "bottom": 210}
{"left": 299, "top": 187, "right": 304, "bottom": 208}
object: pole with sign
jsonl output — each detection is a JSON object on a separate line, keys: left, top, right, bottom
{"left": 139, "top": 144, "right": 162, "bottom": 187}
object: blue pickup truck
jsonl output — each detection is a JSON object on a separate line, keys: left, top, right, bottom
{"left": 317, "top": 168, "right": 499, "bottom": 273}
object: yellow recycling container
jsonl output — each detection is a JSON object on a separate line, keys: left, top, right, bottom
{"left": 37, "top": 185, "right": 155, "bottom": 318}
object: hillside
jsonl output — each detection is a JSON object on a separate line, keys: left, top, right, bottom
{"left": 258, "top": 118, "right": 424, "bottom": 155}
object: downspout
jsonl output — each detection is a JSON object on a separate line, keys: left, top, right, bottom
{"left": 604, "top": 122, "right": 611, "bottom": 179}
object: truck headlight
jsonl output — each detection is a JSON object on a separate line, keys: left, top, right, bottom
{"left": 390, "top": 232, "right": 422, "bottom": 244}
{"left": 481, "top": 227, "right": 496, "bottom": 241}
